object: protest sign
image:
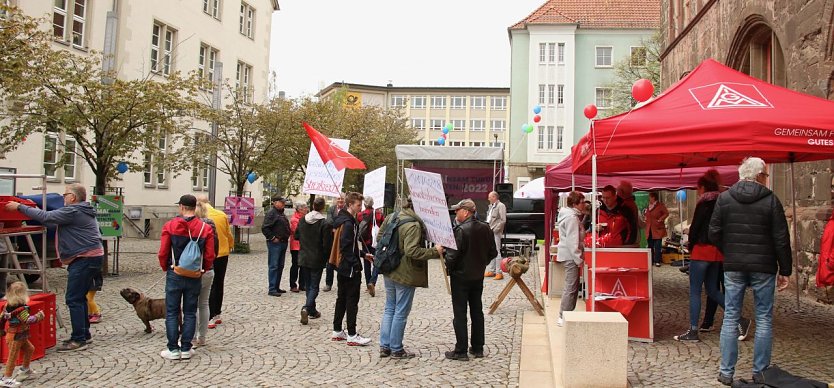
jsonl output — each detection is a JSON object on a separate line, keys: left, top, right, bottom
{"left": 404, "top": 168, "right": 456, "bottom": 250}
{"left": 224, "top": 196, "right": 256, "bottom": 227}
{"left": 302, "top": 138, "right": 350, "bottom": 197}
{"left": 92, "top": 194, "right": 124, "bottom": 237}
{"left": 363, "top": 166, "right": 386, "bottom": 247}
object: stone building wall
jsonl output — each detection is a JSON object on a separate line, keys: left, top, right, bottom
{"left": 660, "top": 0, "right": 834, "bottom": 302}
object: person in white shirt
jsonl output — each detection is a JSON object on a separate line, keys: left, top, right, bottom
{"left": 485, "top": 191, "right": 507, "bottom": 280}
{"left": 556, "top": 191, "right": 587, "bottom": 326}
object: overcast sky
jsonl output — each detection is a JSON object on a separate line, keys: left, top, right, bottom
{"left": 269, "top": 0, "right": 546, "bottom": 98}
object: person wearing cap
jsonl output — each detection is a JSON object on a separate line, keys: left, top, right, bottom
{"left": 5, "top": 183, "right": 103, "bottom": 352}
{"left": 157, "top": 194, "right": 216, "bottom": 360}
{"left": 440, "top": 198, "right": 497, "bottom": 361}
{"left": 262, "top": 195, "right": 291, "bottom": 296}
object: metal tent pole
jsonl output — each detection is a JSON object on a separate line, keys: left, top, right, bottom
{"left": 789, "top": 162, "right": 800, "bottom": 311}
{"left": 591, "top": 154, "right": 597, "bottom": 312}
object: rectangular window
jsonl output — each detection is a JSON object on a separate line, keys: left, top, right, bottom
{"left": 430, "top": 95, "right": 446, "bottom": 109}
{"left": 558, "top": 43, "right": 565, "bottom": 63}
{"left": 203, "top": 0, "right": 221, "bottom": 19}
{"left": 143, "top": 153, "right": 153, "bottom": 185}
{"left": 557, "top": 126, "right": 564, "bottom": 150}
{"left": 490, "top": 141, "right": 504, "bottom": 148}
{"left": 53, "top": 1, "right": 67, "bottom": 40}
{"left": 53, "top": 0, "right": 85, "bottom": 47}
{"left": 539, "top": 43, "right": 546, "bottom": 63}
{"left": 411, "top": 95, "right": 426, "bottom": 109}
{"left": 191, "top": 163, "right": 200, "bottom": 188}
{"left": 596, "top": 46, "right": 613, "bottom": 67}
{"left": 469, "top": 141, "right": 485, "bottom": 147}
{"left": 449, "top": 141, "right": 464, "bottom": 147}
{"left": 470, "top": 119, "right": 485, "bottom": 131}
{"left": 537, "top": 126, "right": 545, "bottom": 150}
{"left": 236, "top": 61, "right": 253, "bottom": 102}
{"left": 557, "top": 84, "right": 564, "bottom": 105}
{"left": 240, "top": 2, "right": 255, "bottom": 39}
{"left": 198, "top": 44, "right": 219, "bottom": 83}
{"left": 390, "top": 95, "right": 406, "bottom": 108}
{"left": 548, "top": 43, "right": 556, "bottom": 62}
{"left": 548, "top": 84, "right": 555, "bottom": 105}
{"left": 43, "top": 134, "right": 58, "bottom": 178}
{"left": 151, "top": 21, "right": 177, "bottom": 75}
{"left": 450, "top": 96, "right": 466, "bottom": 109}
{"left": 201, "top": 162, "right": 209, "bottom": 188}
{"left": 70, "top": 0, "right": 85, "bottom": 47}
{"left": 411, "top": 118, "right": 425, "bottom": 130}
{"left": 451, "top": 119, "right": 465, "bottom": 131}
{"left": 538, "top": 85, "right": 545, "bottom": 105}
{"left": 631, "top": 46, "right": 647, "bottom": 67}
{"left": 595, "top": 87, "right": 612, "bottom": 108}
{"left": 546, "top": 126, "right": 554, "bottom": 150}
{"left": 490, "top": 96, "right": 507, "bottom": 110}
{"left": 156, "top": 136, "right": 168, "bottom": 186}
{"left": 490, "top": 119, "right": 506, "bottom": 132}
{"left": 430, "top": 119, "right": 445, "bottom": 131}
{"left": 470, "top": 96, "right": 486, "bottom": 109}
{"left": 63, "top": 138, "right": 77, "bottom": 180}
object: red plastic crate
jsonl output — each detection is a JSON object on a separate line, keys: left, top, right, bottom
{"left": 0, "top": 300, "right": 47, "bottom": 365}
{"left": 0, "top": 196, "right": 37, "bottom": 222}
{"left": 29, "top": 293, "right": 57, "bottom": 349}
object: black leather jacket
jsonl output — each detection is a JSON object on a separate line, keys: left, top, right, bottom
{"left": 708, "top": 180, "right": 792, "bottom": 276}
{"left": 445, "top": 216, "right": 497, "bottom": 281}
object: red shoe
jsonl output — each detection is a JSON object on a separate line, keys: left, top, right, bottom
{"left": 208, "top": 322, "right": 217, "bottom": 329}
{"left": 88, "top": 314, "right": 102, "bottom": 324}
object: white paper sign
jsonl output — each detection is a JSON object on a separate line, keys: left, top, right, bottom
{"left": 302, "top": 138, "right": 350, "bottom": 196}
{"left": 363, "top": 166, "right": 387, "bottom": 247}
{"left": 404, "top": 168, "right": 457, "bottom": 250}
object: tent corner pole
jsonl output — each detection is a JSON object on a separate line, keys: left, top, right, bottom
{"left": 591, "top": 155, "right": 597, "bottom": 313}
{"left": 789, "top": 162, "right": 800, "bottom": 312}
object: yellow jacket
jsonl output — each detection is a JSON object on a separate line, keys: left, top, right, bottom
{"left": 206, "top": 203, "right": 233, "bottom": 257}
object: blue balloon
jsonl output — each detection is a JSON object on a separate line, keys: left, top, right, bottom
{"left": 116, "top": 162, "right": 128, "bottom": 174}
{"left": 533, "top": 105, "right": 542, "bottom": 114}
{"left": 247, "top": 172, "right": 257, "bottom": 184}
{"left": 442, "top": 127, "right": 450, "bottom": 135}
{"left": 676, "top": 190, "right": 687, "bottom": 201}
{"left": 437, "top": 137, "right": 445, "bottom": 145}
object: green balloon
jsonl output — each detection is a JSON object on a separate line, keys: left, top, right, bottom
{"left": 524, "top": 124, "right": 534, "bottom": 134}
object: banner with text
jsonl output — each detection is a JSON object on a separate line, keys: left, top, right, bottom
{"left": 411, "top": 165, "right": 495, "bottom": 202}
{"left": 224, "top": 196, "right": 256, "bottom": 227}
{"left": 302, "top": 138, "right": 351, "bottom": 197}
{"left": 362, "top": 166, "right": 386, "bottom": 211}
{"left": 404, "top": 168, "right": 457, "bottom": 250}
{"left": 92, "top": 194, "right": 124, "bottom": 237}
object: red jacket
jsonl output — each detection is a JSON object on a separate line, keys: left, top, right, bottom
{"left": 289, "top": 211, "right": 303, "bottom": 251}
{"left": 818, "top": 214, "right": 834, "bottom": 287}
{"left": 158, "top": 216, "right": 216, "bottom": 272}
{"left": 357, "top": 208, "right": 384, "bottom": 247}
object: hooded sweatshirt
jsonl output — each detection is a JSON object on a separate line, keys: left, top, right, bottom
{"left": 18, "top": 202, "right": 102, "bottom": 264}
{"left": 708, "top": 180, "right": 792, "bottom": 275}
{"left": 296, "top": 210, "right": 331, "bottom": 270}
{"left": 556, "top": 206, "right": 584, "bottom": 264}
{"left": 333, "top": 208, "right": 362, "bottom": 278}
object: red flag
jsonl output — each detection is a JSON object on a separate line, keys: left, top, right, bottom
{"left": 302, "top": 122, "right": 366, "bottom": 171}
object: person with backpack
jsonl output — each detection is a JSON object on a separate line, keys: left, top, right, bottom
{"left": 440, "top": 198, "right": 497, "bottom": 361}
{"left": 376, "top": 197, "right": 441, "bottom": 359}
{"left": 357, "top": 197, "right": 384, "bottom": 297}
{"left": 296, "top": 197, "right": 333, "bottom": 325}
{"left": 330, "top": 192, "right": 372, "bottom": 346}
{"left": 157, "top": 194, "right": 216, "bottom": 360}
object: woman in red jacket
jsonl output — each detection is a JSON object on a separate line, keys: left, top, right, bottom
{"left": 644, "top": 191, "right": 669, "bottom": 267}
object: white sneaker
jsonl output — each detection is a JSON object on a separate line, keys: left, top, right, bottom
{"left": 180, "top": 350, "right": 192, "bottom": 360}
{"left": 160, "top": 348, "right": 181, "bottom": 360}
{"left": 347, "top": 333, "right": 371, "bottom": 346}
{"left": 331, "top": 330, "right": 347, "bottom": 341}
{"left": 0, "top": 377, "right": 20, "bottom": 388}
{"left": 556, "top": 318, "right": 564, "bottom": 327}
{"left": 15, "top": 367, "right": 35, "bottom": 381}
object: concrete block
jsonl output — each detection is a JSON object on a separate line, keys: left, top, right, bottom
{"left": 549, "top": 261, "right": 565, "bottom": 297}
{"left": 562, "top": 311, "right": 628, "bottom": 388}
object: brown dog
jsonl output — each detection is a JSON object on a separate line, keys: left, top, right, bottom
{"left": 120, "top": 288, "right": 167, "bottom": 333}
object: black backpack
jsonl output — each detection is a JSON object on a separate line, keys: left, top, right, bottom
{"left": 358, "top": 215, "right": 372, "bottom": 244}
{"left": 373, "top": 212, "right": 416, "bottom": 274}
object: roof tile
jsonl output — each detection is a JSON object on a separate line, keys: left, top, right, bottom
{"left": 510, "top": 0, "right": 660, "bottom": 30}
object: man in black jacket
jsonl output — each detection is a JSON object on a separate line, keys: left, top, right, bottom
{"left": 262, "top": 195, "right": 291, "bottom": 296}
{"left": 296, "top": 197, "right": 332, "bottom": 325}
{"left": 709, "top": 157, "right": 792, "bottom": 386}
{"left": 442, "top": 198, "right": 497, "bottom": 361}
{"left": 330, "top": 192, "right": 371, "bottom": 346}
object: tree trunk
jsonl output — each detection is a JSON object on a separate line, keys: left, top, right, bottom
{"left": 233, "top": 177, "right": 246, "bottom": 245}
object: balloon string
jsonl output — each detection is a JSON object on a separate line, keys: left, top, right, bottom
{"left": 601, "top": 108, "right": 634, "bottom": 156}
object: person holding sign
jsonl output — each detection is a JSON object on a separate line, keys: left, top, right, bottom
{"left": 440, "top": 199, "right": 497, "bottom": 361}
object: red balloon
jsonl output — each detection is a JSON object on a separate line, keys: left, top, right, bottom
{"left": 441, "top": 133, "right": 447, "bottom": 139}
{"left": 583, "top": 104, "right": 598, "bottom": 119}
{"left": 632, "top": 79, "right": 654, "bottom": 102}
{"left": 533, "top": 115, "right": 541, "bottom": 123}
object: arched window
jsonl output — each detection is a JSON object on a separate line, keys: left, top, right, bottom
{"left": 727, "top": 15, "right": 786, "bottom": 87}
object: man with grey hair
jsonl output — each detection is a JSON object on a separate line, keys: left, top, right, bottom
{"left": 5, "top": 183, "right": 103, "bottom": 352}
{"left": 709, "top": 156, "right": 792, "bottom": 386}
{"left": 485, "top": 191, "right": 506, "bottom": 280}
{"left": 289, "top": 202, "right": 309, "bottom": 293}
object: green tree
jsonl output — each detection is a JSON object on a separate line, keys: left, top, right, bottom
{"left": 604, "top": 31, "right": 662, "bottom": 117}
{"left": 0, "top": 5, "right": 53, "bottom": 104}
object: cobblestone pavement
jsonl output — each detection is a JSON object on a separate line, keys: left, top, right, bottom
{"left": 27, "top": 238, "right": 544, "bottom": 387}
{"left": 629, "top": 265, "right": 834, "bottom": 387}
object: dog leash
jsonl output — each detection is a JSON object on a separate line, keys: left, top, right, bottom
{"left": 140, "top": 274, "right": 166, "bottom": 296}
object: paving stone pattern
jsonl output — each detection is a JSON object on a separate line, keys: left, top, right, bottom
{"left": 29, "top": 238, "right": 538, "bottom": 387}
{"left": 629, "top": 266, "right": 834, "bottom": 387}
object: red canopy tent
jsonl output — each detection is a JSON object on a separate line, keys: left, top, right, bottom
{"left": 571, "top": 58, "right": 834, "bottom": 309}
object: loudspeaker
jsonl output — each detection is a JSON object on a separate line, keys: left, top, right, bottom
{"left": 384, "top": 183, "right": 395, "bottom": 208}
{"left": 495, "top": 183, "right": 513, "bottom": 211}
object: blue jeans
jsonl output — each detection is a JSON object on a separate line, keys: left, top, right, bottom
{"left": 66, "top": 256, "right": 102, "bottom": 342}
{"left": 267, "top": 241, "right": 287, "bottom": 293}
{"left": 303, "top": 267, "right": 323, "bottom": 315}
{"left": 688, "top": 260, "right": 724, "bottom": 329}
{"left": 165, "top": 270, "right": 201, "bottom": 352}
{"left": 648, "top": 238, "right": 663, "bottom": 264}
{"left": 720, "top": 271, "right": 776, "bottom": 377}
{"left": 379, "top": 277, "right": 416, "bottom": 352}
